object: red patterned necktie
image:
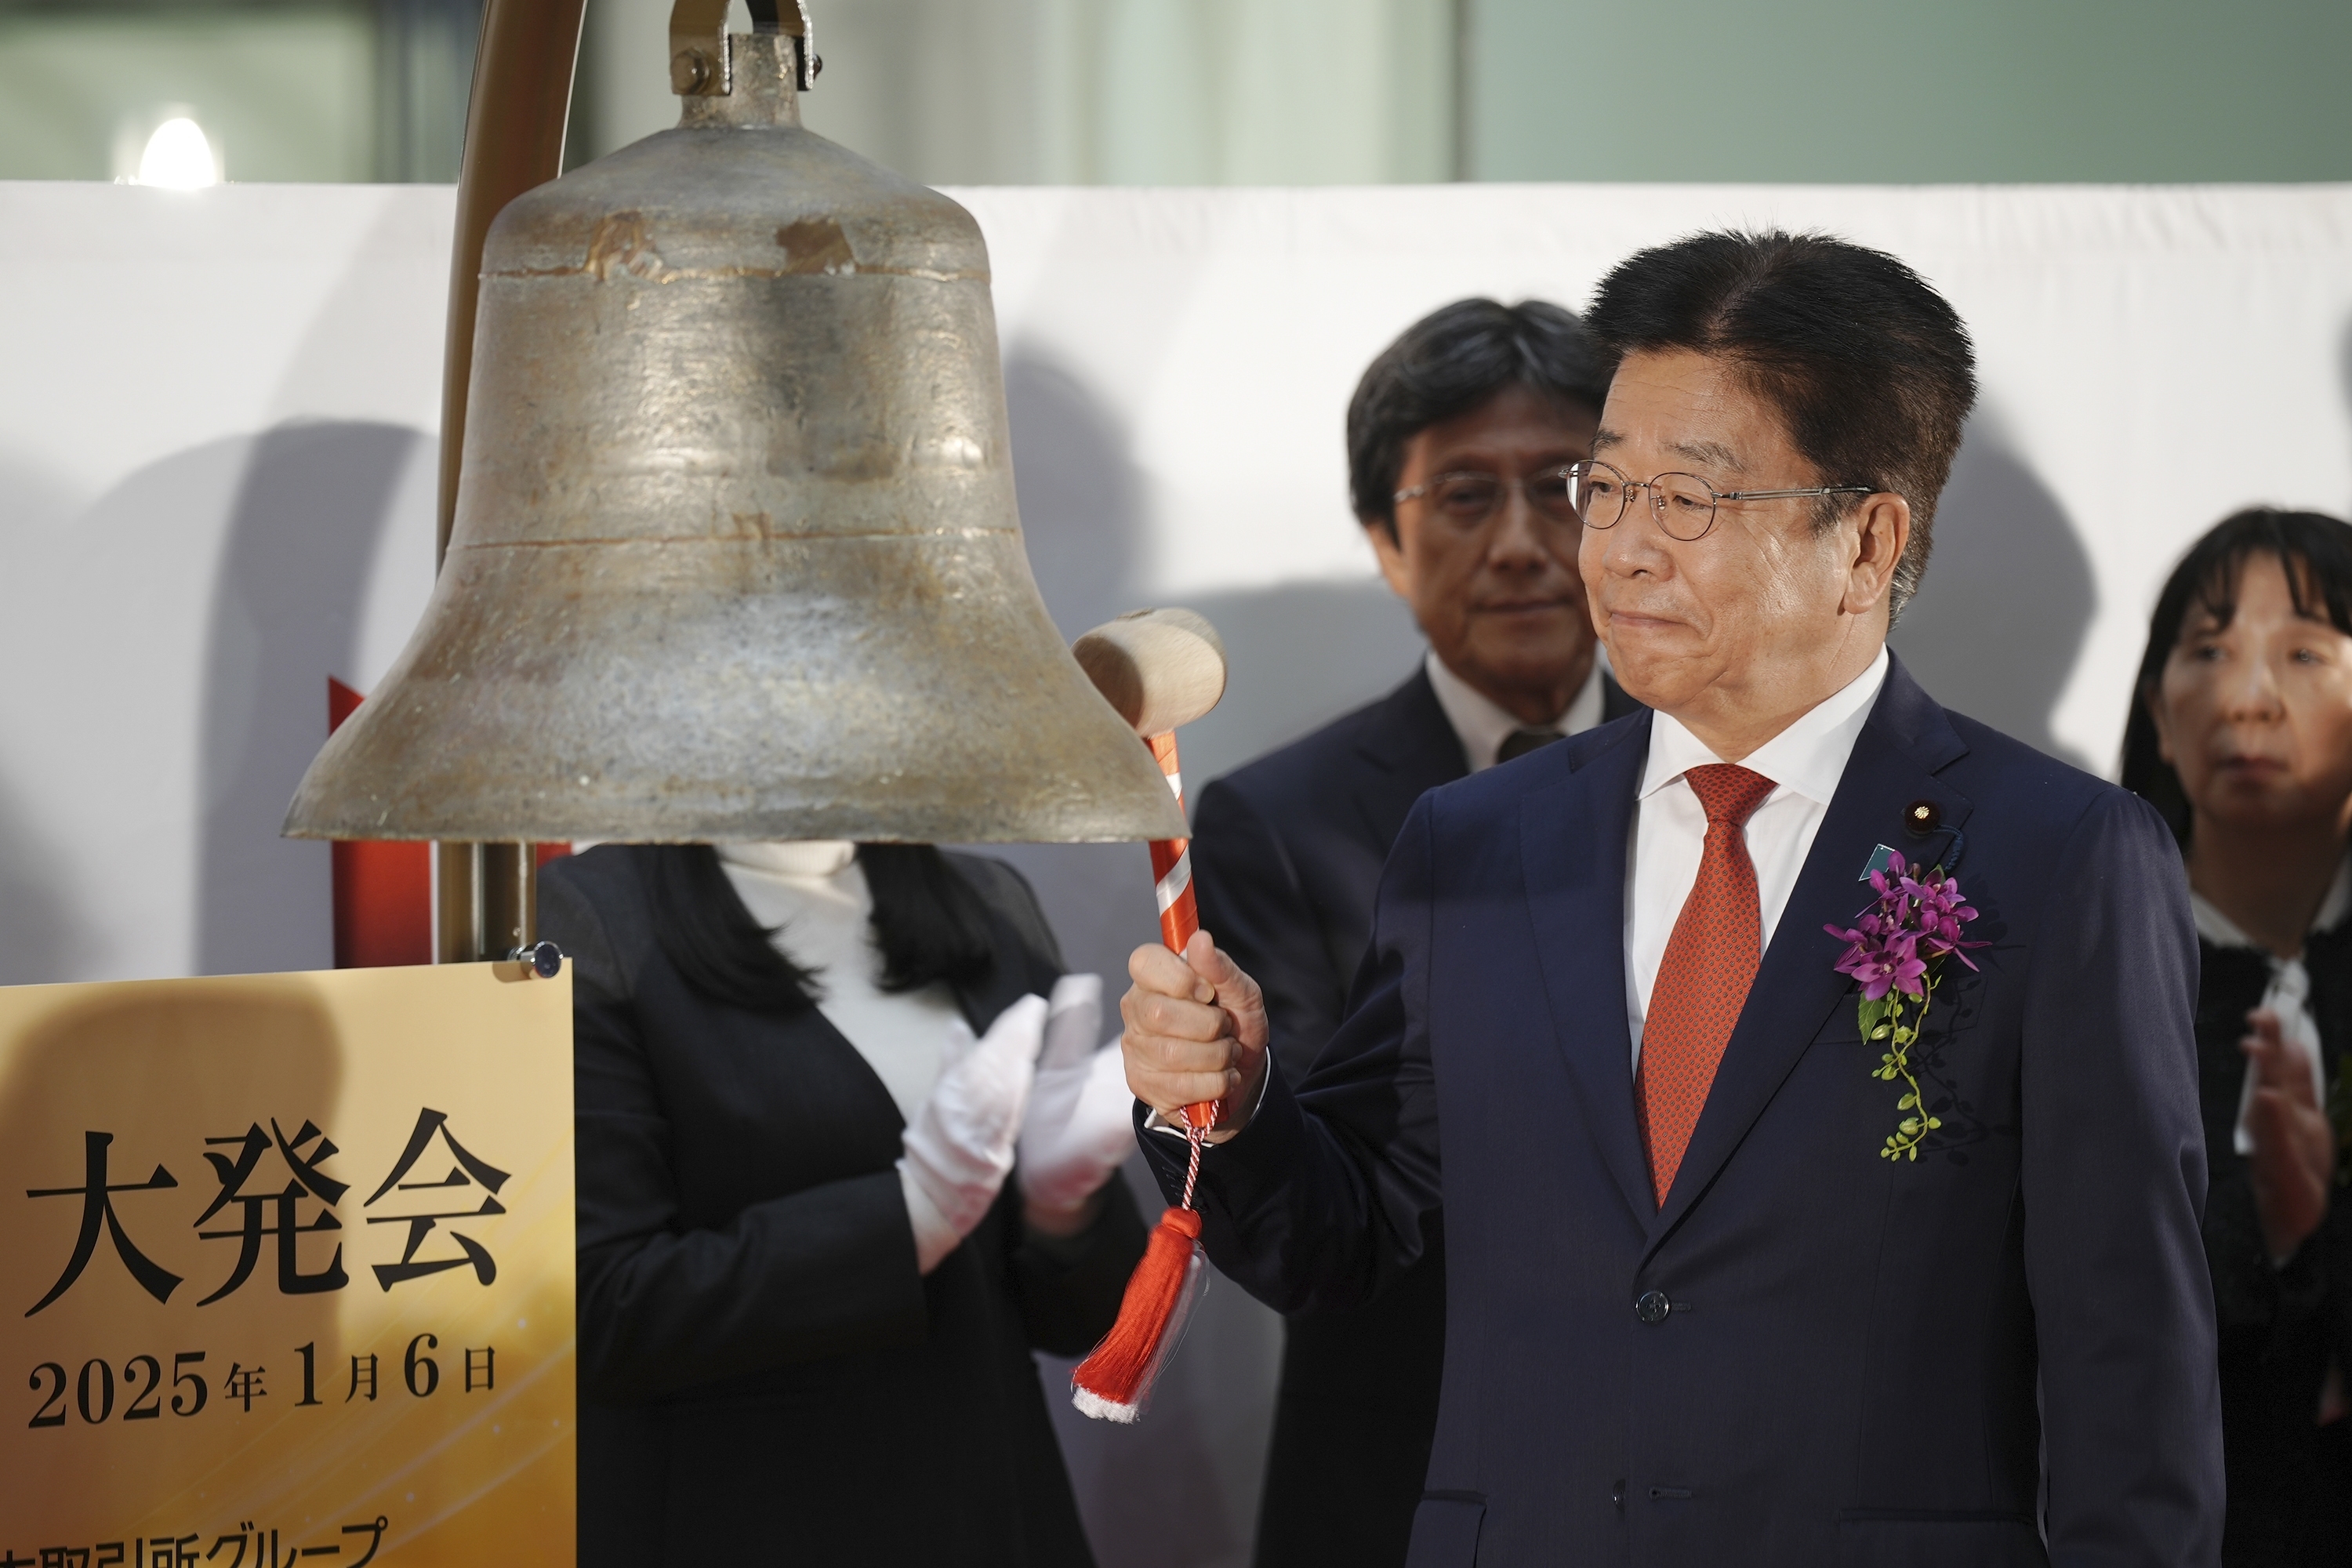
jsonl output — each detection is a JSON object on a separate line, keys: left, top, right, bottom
{"left": 1635, "top": 763, "right": 1777, "bottom": 1207}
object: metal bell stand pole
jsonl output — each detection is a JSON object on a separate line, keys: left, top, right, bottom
{"left": 433, "top": 0, "right": 586, "bottom": 963}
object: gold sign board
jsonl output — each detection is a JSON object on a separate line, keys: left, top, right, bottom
{"left": 0, "top": 963, "right": 575, "bottom": 1566}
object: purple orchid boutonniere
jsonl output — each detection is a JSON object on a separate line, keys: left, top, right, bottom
{"left": 1824, "top": 852, "right": 1987, "bottom": 1161}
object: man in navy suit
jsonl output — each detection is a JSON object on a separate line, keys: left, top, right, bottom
{"left": 1191, "top": 297, "right": 1639, "bottom": 1566}
{"left": 1123, "top": 231, "right": 2222, "bottom": 1565}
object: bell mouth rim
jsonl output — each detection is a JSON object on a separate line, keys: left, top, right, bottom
{"left": 282, "top": 727, "right": 1192, "bottom": 846}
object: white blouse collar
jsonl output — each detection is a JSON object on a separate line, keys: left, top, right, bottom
{"left": 715, "top": 840, "right": 858, "bottom": 880}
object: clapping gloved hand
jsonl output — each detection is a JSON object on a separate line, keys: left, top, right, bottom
{"left": 900, "top": 993, "right": 1049, "bottom": 1274}
{"left": 1017, "top": 974, "right": 1142, "bottom": 1234}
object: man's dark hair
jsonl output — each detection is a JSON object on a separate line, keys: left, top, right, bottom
{"left": 1581, "top": 230, "right": 1976, "bottom": 618}
{"left": 1347, "top": 297, "right": 1611, "bottom": 538}
{"left": 2121, "top": 507, "right": 2352, "bottom": 844}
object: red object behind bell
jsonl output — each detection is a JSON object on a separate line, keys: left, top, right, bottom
{"left": 328, "top": 679, "right": 433, "bottom": 967}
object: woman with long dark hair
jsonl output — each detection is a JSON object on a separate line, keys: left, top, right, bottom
{"left": 541, "top": 840, "right": 1145, "bottom": 1565}
{"left": 2124, "top": 509, "right": 2352, "bottom": 1565}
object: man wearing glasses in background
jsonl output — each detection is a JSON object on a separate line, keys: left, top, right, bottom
{"left": 1130, "top": 234, "right": 2223, "bottom": 1565}
{"left": 1189, "top": 298, "right": 1637, "bottom": 1566}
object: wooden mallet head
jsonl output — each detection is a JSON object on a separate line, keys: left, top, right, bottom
{"left": 1073, "top": 608, "right": 1227, "bottom": 739}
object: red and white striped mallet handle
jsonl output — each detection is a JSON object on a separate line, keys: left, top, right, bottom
{"left": 1142, "top": 730, "right": 1217, "bottom": 1138}
{"left": 1145, "top": 731, "right": 1199, "bottom": 954}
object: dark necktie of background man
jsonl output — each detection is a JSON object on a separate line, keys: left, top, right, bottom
{"left": 1495, "top": 728, "right": 1563, "bottom": 764}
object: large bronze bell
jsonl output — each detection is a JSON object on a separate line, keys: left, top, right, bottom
{"left": 284, "top": 7, "right": 1181, "bottom": 847}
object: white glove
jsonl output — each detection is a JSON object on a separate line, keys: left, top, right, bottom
{"left": 899, "top": 993, "right": 1048, "bottom": 1273}
{"left": 1016, "top": 974, "right": 1142, "bottom": 1220}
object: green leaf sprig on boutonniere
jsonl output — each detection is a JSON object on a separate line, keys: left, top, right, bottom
{"left": 1824, "top": 852, "right": 1987, "bottom": 1161}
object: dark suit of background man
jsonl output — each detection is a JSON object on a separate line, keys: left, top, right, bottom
{"left": 1125, "top": 231, "right": 2223, "bottom": 1566}
{"left": 1189, "top": 298, "right": 1635, "bottom": 1567}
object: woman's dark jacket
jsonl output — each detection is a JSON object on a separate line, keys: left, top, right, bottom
{"left": 2195, "top": 928, "right": 2352, "bottom": 1566}
{"left": 541, "top": 845, "right": 1146, "bottom": 1567}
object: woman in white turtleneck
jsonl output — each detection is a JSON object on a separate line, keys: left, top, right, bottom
{"left": 543, "top": 838, "right": 1145, "bottom": 1568}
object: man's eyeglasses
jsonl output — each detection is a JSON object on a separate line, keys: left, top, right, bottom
{"left": 1568, "top": 459, "right": 1871, "bottom": 543}
{"left": 1392, "top": 468, "right": 1580, "bottom": 528}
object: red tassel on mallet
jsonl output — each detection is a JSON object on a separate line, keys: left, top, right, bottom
{"left": 1069, "top": 1200, "right": 1206, "bottom": 1422}
{"left": 1068, "top": 611, "right": 1228, "bottom": 1421}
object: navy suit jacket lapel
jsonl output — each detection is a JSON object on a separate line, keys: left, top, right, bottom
{"left": 1354, "top": 666, "right": 1468, "bottom": 851}
{"left": 1523, "top": 712, "right": 1655, "bottom": 1223}
{"left": 1647, "top": 657, "right": 1974, "bottom": 1247}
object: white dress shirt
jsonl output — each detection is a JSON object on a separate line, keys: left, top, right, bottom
{"left": 716, "top": 840, "right": 964, "bottom": 1123}
{"left": 1625, "top": 648, "right": 1889, "bottom": 1070}
{"left": 1424, "top": 648, "right": 1607, "bottom": 771}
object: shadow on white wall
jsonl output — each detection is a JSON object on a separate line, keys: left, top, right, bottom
{"left": 0, "top": 769, "right": 85, "bottom": 987}
{"left": 1892, "top": 414, "right": 2097, "bottom": 771}
{"left": 194, "top": 422, "right": 424, "bottom": 977}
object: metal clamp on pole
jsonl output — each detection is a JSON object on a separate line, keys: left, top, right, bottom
{"left": 668, "top": 0, "right": 731, "bottom": 96}
{"left": 507, "top": 941, "right": 564, "bottom": 979}
{"left": 673, "top": 0, "right": 815, "bottom": 96}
